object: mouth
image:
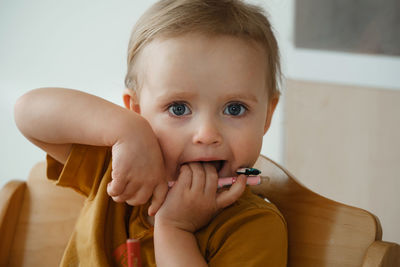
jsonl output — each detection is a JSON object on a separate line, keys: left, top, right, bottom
{"left": 182, "top": 160, "right": 225, "bottom": 174}
{"left": 206, "top": 160, "right": 225, "bottom": 173}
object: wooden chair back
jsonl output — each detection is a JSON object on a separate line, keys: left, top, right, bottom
{"left": 250, "top": 155, "right": 400, "bottom": 267}
{"left": 0, "top": 162, "right": 84, "bottom": 266}
{"left": 1, "top": 158, "right": 399, "bottom": 266}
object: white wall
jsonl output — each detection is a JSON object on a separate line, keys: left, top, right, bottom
{"left": 260, "top": 0, "right": 400, "bottom": 164}
{"left": 0, "top": 0, "right": 158, "bottom": 187}
{"left": 1, "top": 0, "right": 400, "bottom": 189}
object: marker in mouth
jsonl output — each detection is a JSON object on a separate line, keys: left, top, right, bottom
{"left": 169, "top": 166, "right": 262, "bottom": 188}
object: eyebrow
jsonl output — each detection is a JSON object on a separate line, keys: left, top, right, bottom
{"left": 155, "top": 91, "right": 196, "bottom": 102}
{"left": 223, "top": 93, "right": 259, "bottom": 103}
{"left": 156, "top": 90, "right": 259, "bottom": 104}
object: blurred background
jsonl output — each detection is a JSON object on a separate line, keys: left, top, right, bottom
{"left": 1, "top": 0, "right": 399, "bottom": 243}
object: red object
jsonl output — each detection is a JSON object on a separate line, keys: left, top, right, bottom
{"left": 127, "top": 238, "right": 141, "bottom": 267}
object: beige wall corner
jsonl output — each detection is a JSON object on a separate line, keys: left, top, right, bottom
{"left": 284, "top": 79, "right": 400, "bottom": 243}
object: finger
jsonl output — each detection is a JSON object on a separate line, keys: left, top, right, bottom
{"left": 111, "top": 183, "right": 139, "bottom": 203}
{"left": 148, "top": 182, "right": 169, "bottom": 216}
{"left": 176, "top": 164, "right": 192, "bottom": 189}
{"left": 107, "top": 178, "right": 129, "bottom": 197}
{"left": 109, "top": 179, "right": 135, "bottom": 202}
{"left": 204, "top": 163, "right": 218, "bottom": 195}
{"left": 216, "top": 175, "right": 247, "bottom": 209}
{"left": 188, "top": 162, "right": 206, "bottom": 192}
{"left": 124, "top": 185, "right": 153, "bottom": 206}
{"left": 109, "top": 179, "right": 136, "bottom": 201}
{"left": 111, "top": 195, "right": 126, "bottom": 203}
{"left": 115, "top": 180, "right": 150, "bottom": 205}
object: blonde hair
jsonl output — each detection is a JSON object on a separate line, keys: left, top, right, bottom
{"left": 125, "top": 0, "right": 281, "bottom": 98}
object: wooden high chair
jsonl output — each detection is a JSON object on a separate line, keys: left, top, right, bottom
{"left": 1, "top": 157, "right": 399, "bottom": 266}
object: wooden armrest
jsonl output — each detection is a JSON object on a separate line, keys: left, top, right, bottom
{"left": 0, "top": 180, "right": 26, "bottom": 266}
{"left": 362, "top": 240, "right": 400, "bottom": 267}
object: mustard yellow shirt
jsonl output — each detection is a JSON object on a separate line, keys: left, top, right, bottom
{"left": 47, "top": 144, "right": 287, "bottom": 266}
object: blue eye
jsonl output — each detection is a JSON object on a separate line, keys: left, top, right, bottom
{"left": 168, "top": 103, "right": 191, "bottom": 116}
{"left": 224, "top": 103, "right": 246, "bottom": 116}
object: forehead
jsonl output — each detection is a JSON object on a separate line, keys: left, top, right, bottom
{"left": 137, "top": 34, "right": 269, "bottom": 99}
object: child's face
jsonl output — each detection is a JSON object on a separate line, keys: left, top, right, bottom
{"left": 124, "top": 34, "right": 277, "bottom": 180}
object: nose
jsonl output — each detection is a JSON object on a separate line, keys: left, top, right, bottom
{"left": 192, "top": 116, "right": 223, "bottom": 146}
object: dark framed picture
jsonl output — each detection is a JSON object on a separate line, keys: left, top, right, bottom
{"left": 295, "top": 0, "right": 400, "bottom": 56}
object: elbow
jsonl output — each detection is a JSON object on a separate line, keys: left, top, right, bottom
{"left": 14, "top": 91, "right": 29, "bottom": 133}
{"left": 14, "top": 88, "right": 43, "bottom": 135}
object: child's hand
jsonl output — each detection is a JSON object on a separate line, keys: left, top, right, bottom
{"left": 107, "top": 120, "right": 168, "bottom": 216}
{"left": 155, "top": 162, "right": 247, "bottom": 233}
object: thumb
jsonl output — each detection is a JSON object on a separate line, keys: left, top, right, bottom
{"left": 148, "top": 182, "right": 169, "bottom": 216}
{"left": 216, "top": 175, "right": 247, "bottom": 209}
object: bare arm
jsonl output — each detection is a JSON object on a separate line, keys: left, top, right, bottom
{"left": 154, "top": 223, "right": 207, "bottom": 267}
{"left": 14, "top": 87, "right": 168, "bottom": 214}
{"left": 154, "top": 163, "right": 247, "bottom": 266}
{"left": 14, "top": 87, "right": 146, "bottom": 163}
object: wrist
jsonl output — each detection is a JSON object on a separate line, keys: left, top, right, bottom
{"left": 110, "top": 111, "right": 151, "bottom": 145}
{"left": 155, "top": 217, "right": 195, "bottom": 233}
{"left": 154, "top": 218, "right": 207, "bottom": 267}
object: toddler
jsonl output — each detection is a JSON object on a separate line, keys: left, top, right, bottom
{"left": 14, "top": 0, "right": 287, "bottom": 266}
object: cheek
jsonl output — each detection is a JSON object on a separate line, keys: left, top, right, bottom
{"left": 229, "top": 126, "right": 264, "bottom": 165}
{"left": 147, "top": 118, "right": 184, "bottom": 175}
{"left": 149, "top": 118, "right": 177, "bottom": 152}
{"left": 156, "top": 130, "right": 180, "bottom": 156}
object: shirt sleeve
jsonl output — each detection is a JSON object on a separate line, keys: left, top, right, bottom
{"left": 207, "top": 208, "right": 288, "bottom": 267}
{"left": 46, "top": 144, "right": 111, "bottom": 197}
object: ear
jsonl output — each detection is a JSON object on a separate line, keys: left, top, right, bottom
{"left": 263, "top": 95, "right": 279, "bottom": 134}
{"left": 123, "top": 89, "right": 141, "bottom": 113}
